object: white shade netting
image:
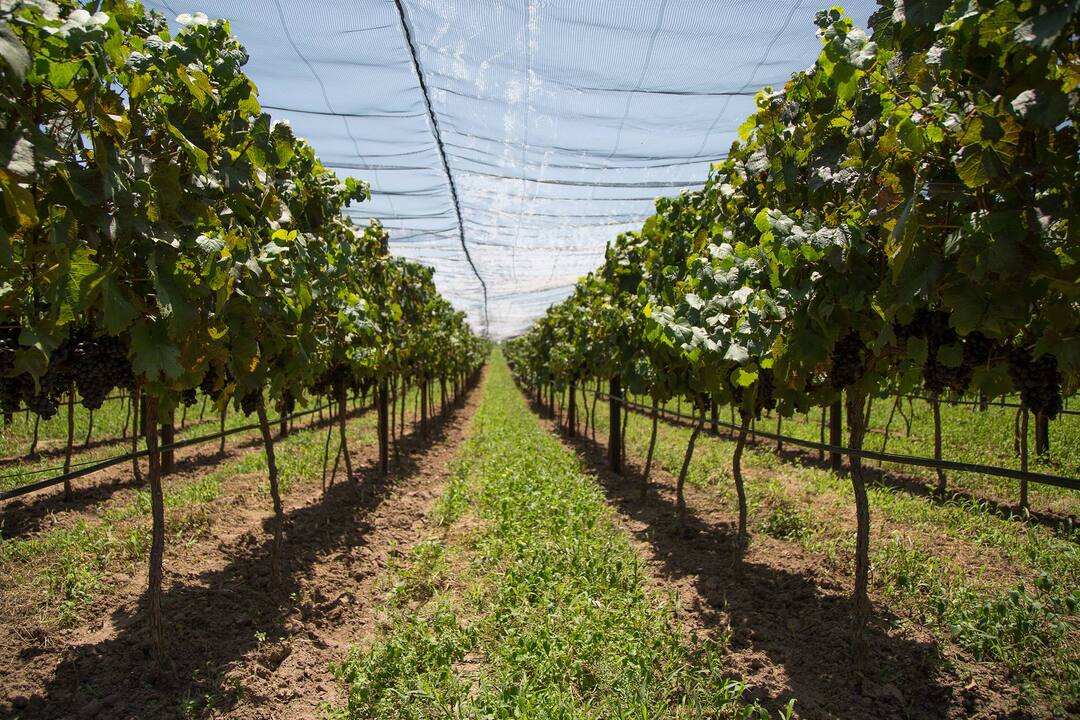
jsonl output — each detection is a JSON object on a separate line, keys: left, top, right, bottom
{"left": 146, "top": 0, "right": 878, "bottom": 338}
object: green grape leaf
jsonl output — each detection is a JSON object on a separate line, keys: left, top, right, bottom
{"left": 1011, "top": 1, "right": 1078, "bottom": 50}
{"left": 131, "top": 320, "right": 183, "bottom": 381}
{"left": 101, "top": 274, "right": 138, "bottom": 334}
{"left": 1, "top": 134, "right": 34, "bottom": 177}
{"left": 906, "top": 336, "right": 928, "bottom": 365}
{"left": 166, "top": 121, "right": 209, "bottom": 173}
{"left": 0, "top": 21, "right": 29, "bottom": 84}
{"left": 937, "top": 342, "right": 963, "bottom": 368}
{"left": 724, "top": 342, "right": 749, "bottom": 364}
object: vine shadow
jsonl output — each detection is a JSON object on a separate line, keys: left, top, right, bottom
{"left": 12, "top": 386, "right": 476, "bottom": 720}
{"left": 546, "top": 405, "right": 960, "bottom": 720}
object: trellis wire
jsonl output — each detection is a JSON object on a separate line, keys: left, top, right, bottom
{"left": 578, "top": 389, "right": 1079, "bottom": 492}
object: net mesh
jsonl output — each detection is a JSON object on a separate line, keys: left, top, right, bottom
{"left": 146, "top": 0, "right": 878, "bottom": 337}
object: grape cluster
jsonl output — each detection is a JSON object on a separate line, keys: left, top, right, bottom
{"left": 829, "top": 331, "right": 865, "bottom": 390}
{"left": 199, "top": 363, "right": 232, "bottom": 401}
{"left": 73, "top": 335, "right": 133, "bottom": 410}
{"left": 730, "top": 367, "right": 776, "bottom": 419}
{"left": 25, "top": 334, "right": 80, "bottom": 420}
{"left": 895, "top": 309, "right": 998, "bottom": 394}
{"left": 239, "top": 390, "right": 259, "bottom": 416}
{"left": 1007, "top": 348, "right": 1063, "bottom": 418}
{"left": 0, "top": 328, "right": 34, "bottom": 414}
{"left": 180, "top": 388, "right": 198, "bottom": 407}
{"left": 310, "top": 364, "right": 351, "bottom": 395}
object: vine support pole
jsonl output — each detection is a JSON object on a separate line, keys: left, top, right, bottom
{"left": 399, "top": 378, "right": 406, "bottom": 439}
{"left": 620, "top": 398, "right": 629, "bottom": 469}
{"left": 818, "top": 408, "right": 827, "bottom": 463}
{"left": 130, "top": 388, "right": 142, "bottom": 484}
{"left": 932, "top": 396, "right": 946, "bottom": 494}
{"left": 218, "top": 407, "right": 227, "bottom": 455}
{"left": 1019, "top": 408, "right": 1029, "bottom": 512}
{"left": 580, "top": 384, "right": 589, "bottom": 437}
{"left": 420, "top": 378, "right": 429, "bottom": 438}
{"left": 321, "top": 412, "right": 334, "bottom": 493}
{"left": 590, "top": 383, "right": 598, "bottom": 442}
{"left": 390, "top": 378, "right": 399, "bottom": 464}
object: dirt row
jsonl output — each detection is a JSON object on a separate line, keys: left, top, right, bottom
{"left": 1, "top": 372, "right": 485, "bottom": 720}
{"left": 531, "top": 401, "right": 1023, "bottom": 720}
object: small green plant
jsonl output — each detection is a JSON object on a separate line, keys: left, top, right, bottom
{"left": 760, "top": 499, "right": 811, "bottom": 542}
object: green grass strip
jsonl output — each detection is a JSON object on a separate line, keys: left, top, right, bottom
{"left": 332, "top": 353, "right": 789, "bottom": 720}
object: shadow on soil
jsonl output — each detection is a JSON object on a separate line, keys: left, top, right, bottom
{"left": 15, "top": 388, "right": 477, "bottom": 720}
{"left": 533, "top": 395, "right": 967, "bottom": 720}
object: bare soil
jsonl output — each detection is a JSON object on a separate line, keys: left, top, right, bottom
{"left": 0, "top": 373, "right": 484, "bottom": 720}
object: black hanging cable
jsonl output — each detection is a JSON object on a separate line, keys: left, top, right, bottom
{"left": 391, "top": 0, "right": 490, "bottom": 336}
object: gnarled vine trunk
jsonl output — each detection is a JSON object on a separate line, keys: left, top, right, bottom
{"left": 642, "top": 394, "right": 659, "bottom": 500}
{"left": 733, "top": 413, "right": 751, "bottom": 545}
{"left": 932, "top": 396, "right": 946, "bottom": 493}
{"left": 144, "top": 395, "right": 167, "bottom": 667}
{"left": 846, "top": 389, "right": 871, "bottom": 660}
{"left": 336, "top": 379, "right": 355, "bottom": 482}
{"left": 255, "top": 395, "right": 284, "bottom": 585}
{"left": 676, "top": 401, "right": 705, "bottom": 529}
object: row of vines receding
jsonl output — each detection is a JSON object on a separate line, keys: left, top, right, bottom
{"left": 0, "top": 1, "right": 489, "bottom": 670}
{"left": 504, "top": 0, "right": 1079, "bottom": 658}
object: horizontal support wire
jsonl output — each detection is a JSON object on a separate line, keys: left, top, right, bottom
{"left": 579, "top": 388, "right": 1080, "bottom": 492}
{"left": 0, "top": 400, "right": 337, "bottom": 502}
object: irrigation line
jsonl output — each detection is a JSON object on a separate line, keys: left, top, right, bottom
{"left": 0, "top": 415, "right": 222, "bottom": 480}
{"left": 580, "top": 390, "right": 1080, "bottom": 492}
{"left": 901, "top": 393, "right": 1080, "bottom": 417}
